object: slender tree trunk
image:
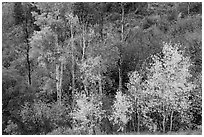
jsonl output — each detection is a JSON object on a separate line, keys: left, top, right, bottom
{"left": 170, "top": 110, "right": 174, "bottom": 132}
{"left": 162, "top": 114, "right": 166, "bottom": 133}
{"left": 161, "top": 101, "right": 166, "bottom": 133}
{"left": 71, "top": 22, "right": 75, "bottom": 106}
{"left": 81, "top": 24, "right": 88, "bottom": 95}
{"left": 137, "top": 111, "right": 140, "bottom": 133}
{"left": 26, "top": 33, "right": 32, "bottom": 85}
{"left": 119, "top": 3, "right": 124, "bottom": 92}
{"left": 82, "top": 24, "right": 86, "bottom": 61}
{"left": 118, "top": 57, "right": 122, "bottom": 92}
{"left": 121, "top": 3, "right": 124, "bottom": 42}
{"left": 136, "top": 98, "right": 140, "bottom": 133}
{"left": 132, "top": 117, "right": 135, "bottom": 132}
{"left": 24, "top": 8, "right": 32, "bottom": 85}
{"left": 188, "top": 3, "right": 190, "bottom": 15}
{"left": 99, "top": 14, "right": 104, "bottom": 41}
{"left": 58, "top": 61, "right": 63, "bottom": 105}
{"left": 84, "top": 81, "right": 88, "bottom": 96}
{"left": 99, "top": 73, "right": 103, "bottom": 96}
{"left": 56, "top": 63, "right": 60, "bottom": 104}
{"left": 55, "top": 35, "right": 62, "bottom": 105}
{"left": 132, "top": 102, "right": 136, "bottom": 132}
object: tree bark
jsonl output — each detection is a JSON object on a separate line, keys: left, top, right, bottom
{"left": 162, "top": 114, "right": 166, "bottom": 133}
{"left": 71, "top": 21, "right": 75, "bottom": 106}
{"left": 24, "top": 5, "right": 32, "bottom": 85}
{"left": 118, "top": 57, "right": 122, "bottom": 92}
{"left": 137, "top": 111, "right": 140, "bottom": 133}
{"left": 55, "top": 34, "right": 62, "bottom": 105}
{"left": 81, "top": 24, "right": 88, "bottom": 95}
{"left": 188, "top": 3, "right": 190, "bottom": 15}
{"left": 59, "top": 61, "right": 63, "bottom": 105}
{"left": 26, "top": 32, "right": 32, "bottom": 85}
{"left": 118, "top": 3, "right": 124, "bottom": 92}
{"left": 136, "top": 98, "right": 140, "bottom": 133}
{"left": 132, "top": 117, "right": 136, "bottom": 132}
{"left": 162, "top": 101, "right": 166, "bottom": 133}
{"left": 82, "top": 24, "right": 86, "bottom": 62}
{"left": 121, "top": 3, "right": 124, "bottom": 42}
{"left": 169, "top": 110, "right": 174, "bottom": 132}
{"left": 56, "top": 63, "right": 60, "bottom": 104}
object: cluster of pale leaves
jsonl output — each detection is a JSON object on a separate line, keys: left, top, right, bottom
{"left": 145, "top": 42, "right": 194, "bottom": 111}
{"left": 4, "top": 120, "right": 19, "bottom": 135}
{"left": 110, "top": 91, "right": 133, "bottom": 131}
{"left": 127, "top": 71, "right": 148, "bottom": 114}
{"left": 80, "top": 56, "right": 104, "bottom": 84}
{"left": 71, "top": 92, "right": 104, "bottom": 134}
{"left": 111, "top": 42, "right": 195, "bottom": 132}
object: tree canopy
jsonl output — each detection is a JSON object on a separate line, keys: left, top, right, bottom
{"left": 2, "top": 2, "right": 202, "bottom": 135}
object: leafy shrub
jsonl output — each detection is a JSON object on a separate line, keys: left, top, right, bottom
{"left": 110, "top": 91, "right": 133, "bottom": 132}
{"left": 20, "top": 100, "right": 71, "bottom": 134}
{"left": 71, "top": 92, "right": 104, "bottom": 134}
{"left": 4, "top": 120, "right": 19, "bottom": 135}
{"left": 47, "top": 127, "right": 80, "bottom": 135}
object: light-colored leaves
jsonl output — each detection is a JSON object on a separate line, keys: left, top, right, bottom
{"left": 126, "top": 41, "right": 195, "bottom": 131}
{"left": 110, "top": 91, "right": 133, "bottom": 131}
{"left": 80, "top": 56, "right": 106, "bottom": 83}
{"left": 145, "top": 42, "right": 194, "bottom": 110}
{"left": 72, "top": 92, "right": 104, "bottom": 134}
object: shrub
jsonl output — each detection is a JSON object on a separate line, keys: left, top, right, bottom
{"left": 110, "top": 91, "right": 133, "bottom": 132}
{"left": 71, "top": 92, "right": 104, "bottom": 134}
{"left": 20, "top": 100, "right": 71, "bottom": 134}
{"left": 4, "top": 120, "right": 19, "bottom": 135}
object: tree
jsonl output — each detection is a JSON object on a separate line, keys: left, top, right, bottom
{"left": 143, "top": 42, "right": 194, "bottom": 132}
{"left": 71, "top": 92, "right": 104, "bottom": 134}
{"left": 2, "top": 2, "right": 202, "bottom": 135}
{"left": 30, "top": 2, "right": 76, "bottom": 105}
{"left": 3, "top": 2, "right": 40, "bottom": 85}
{"left": 118, "top": 3, "right": 124, "bottom": 92}
{"left": 79, "top": 56, "right": 106, "bottom": 96}
{"left": 110, "top": 91, "right": 133, "bottom": 133}
{"left": 2, "top": 2, "right": 40, "bottom": 134}
{"left": 127, "top": 71, "right": 145, "bottom": 133}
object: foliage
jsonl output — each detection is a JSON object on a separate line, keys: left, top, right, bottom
{"left": 47, "top": 127, "right": 79, "bottom": 135}
{"left": 20, "top": 100, "right": 71, "bottom": 134}
{"left": 110, "top": 91, "right": 133, "bottom": 132}
{"left": 4, "top": 120, "right": 20, "bottom": 135}
{"left": 79, "top": 56, "right": 106, "bottom": 94}
{"left": 189, "top": 72, "right": 202, "bottom": 127}
{"left": 2, "top": 2, "right": 202, "bottom": 135}
{"left": 143, "top": 42, "right": 194, "bottom": 131}
{"left": 145, "top": 42, "right": 193, "bottom": 105}
{"left": 2, "top": 2, "right": 15, "bottom": 32}
{"left": 71, "top": 92, "right": 104, "bottom": 134}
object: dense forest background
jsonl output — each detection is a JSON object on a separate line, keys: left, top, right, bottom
{"left": 2, "top": 2, "right": 202, "bottom": 135}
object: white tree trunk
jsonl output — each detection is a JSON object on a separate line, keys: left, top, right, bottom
{"left": 71, "top": 22, "right": 75, "bottom": 106}
{"left": 59, "top": 61, "right": 63, "bottom": 105}
{"left": 82, "top": 24, "right": 86, "bottom": 62}
{"left": 119, "top": 3, "right": 124, "bottom": 92}
{"left": 162, "top": 102, "right": 166, "bottom": 133}
{"left": 170, "top": 110, "right": 174, "bottom": 132}
{"left": 99, "top": 73, "right": 103, "bottom": 96}
{"left": 55, "top": 33, "right": 62, "bottom": 105}
{"left": 56, "top": 63, "right": 61, "bottom": 105}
